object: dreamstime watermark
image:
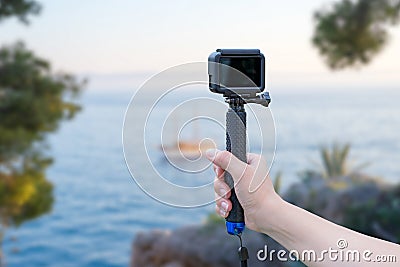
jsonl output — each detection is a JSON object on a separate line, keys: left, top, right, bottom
{"left": 257, "top": 238, "right": 397, "bottom": 263}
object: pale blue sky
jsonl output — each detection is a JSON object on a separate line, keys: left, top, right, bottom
{"left": 2, "top": 0, "right": 400, "bottom": 89}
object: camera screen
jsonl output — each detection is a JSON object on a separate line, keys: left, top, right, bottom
{"left": 219, "top": 57, "right": 261, "bottom": 88}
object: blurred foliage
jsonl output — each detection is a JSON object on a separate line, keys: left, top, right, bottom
{"left": 301, "top": 142, "right": 368, "bottom": 180}
{"left": 0, "top": 42, "right": 83, "bottom": 165}
{"left": 0, "top": 154, "right": 53, "bottom": 227}
{"left": 344, "top": 184, "right": 400, "bottom": 243}
{"left": 320, "top": 142, "right": 351, "bottom": 178}
{"left": 0, "top": 42, "right": 85, "bottom": 228}
{"left": 313, "top": 0, "right": 400, "bottom": 69}
{"left": 205, "top": 212, "right": 225, "bottom": 226}
{"left": 0, "top": 0, "right": 41, "bottom": 24}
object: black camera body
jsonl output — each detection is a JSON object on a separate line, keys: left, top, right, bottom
{"left": 208, "top": 49, "right": 265, "bottom": 98}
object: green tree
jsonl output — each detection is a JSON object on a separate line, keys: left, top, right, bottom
{"left": 0, "top": 42, "right": 84, "bottom": 227}
{"left": 0, "top": 1, "right": 85, "bottom": 264}
{"left": 313, "top": 0, "right": 400, "bottom": 69}
{"left": 0, "top": 0, "right": 41, "bottom": 24}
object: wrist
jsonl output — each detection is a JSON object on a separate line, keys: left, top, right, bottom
{"left": 256, "top": 193, "right": 289, "bottom": 234}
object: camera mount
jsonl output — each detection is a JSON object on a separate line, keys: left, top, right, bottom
{"left": 225, "top": 91, "right": 271, "bottom": 107}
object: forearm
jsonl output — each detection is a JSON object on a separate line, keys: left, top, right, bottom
{"left": 261, "top": 198, "right": 400, "bottom": 266}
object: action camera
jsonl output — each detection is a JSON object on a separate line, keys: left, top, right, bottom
{"left": 208, "top": 49, "right": 265, "bottom": 98}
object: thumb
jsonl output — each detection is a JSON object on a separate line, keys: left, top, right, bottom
{"left": 206, "top": 149, "right": 248, "bottom": 182}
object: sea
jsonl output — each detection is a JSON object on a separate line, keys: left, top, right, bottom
{"left": 3, "top": 86, "right": 400, "bottom": 267}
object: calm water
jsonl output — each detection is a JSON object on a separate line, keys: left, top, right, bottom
{"left": 3, "top": 87, "right": 400, "bottom": 267}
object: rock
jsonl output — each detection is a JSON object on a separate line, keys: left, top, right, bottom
{"left": 131, "top": 224, "right": 290, "bottom": 267}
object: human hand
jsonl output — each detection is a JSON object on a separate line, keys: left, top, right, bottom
{"left": 206, "top": 150, "right": 283, "bottom": 233}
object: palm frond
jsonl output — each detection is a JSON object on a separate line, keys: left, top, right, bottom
{"left": 320, "top": 142, "right": 352, "bottom": 178}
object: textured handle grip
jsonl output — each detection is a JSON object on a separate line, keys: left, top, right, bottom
{"left": 225, "top": 108, "right": 246, "bottom": 224}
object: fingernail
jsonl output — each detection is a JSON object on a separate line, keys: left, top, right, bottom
{"left": 205, "top": 149, "right": 218, "bottom": 160}
{"left": 219, "top": 209, "right": 226, "bottom": 217}
{"left": 221, "top": 201, "right": 228, "bottom": 211}
{"left": 219, "top": 188, "right": 227, "bottom": 197}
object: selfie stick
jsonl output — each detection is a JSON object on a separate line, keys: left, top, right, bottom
{"left": 225, "top": 95, "right": 270, "bottom": 267}
{"left": 225, "top": 97, "right": 247, "bottom": 235}
{"left": 224, "top": 93, "right": 270, "bottom": 235}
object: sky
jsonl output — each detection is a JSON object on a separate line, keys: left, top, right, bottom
{"left": 2, "top": 0, "right": 400, "bottom": 90}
